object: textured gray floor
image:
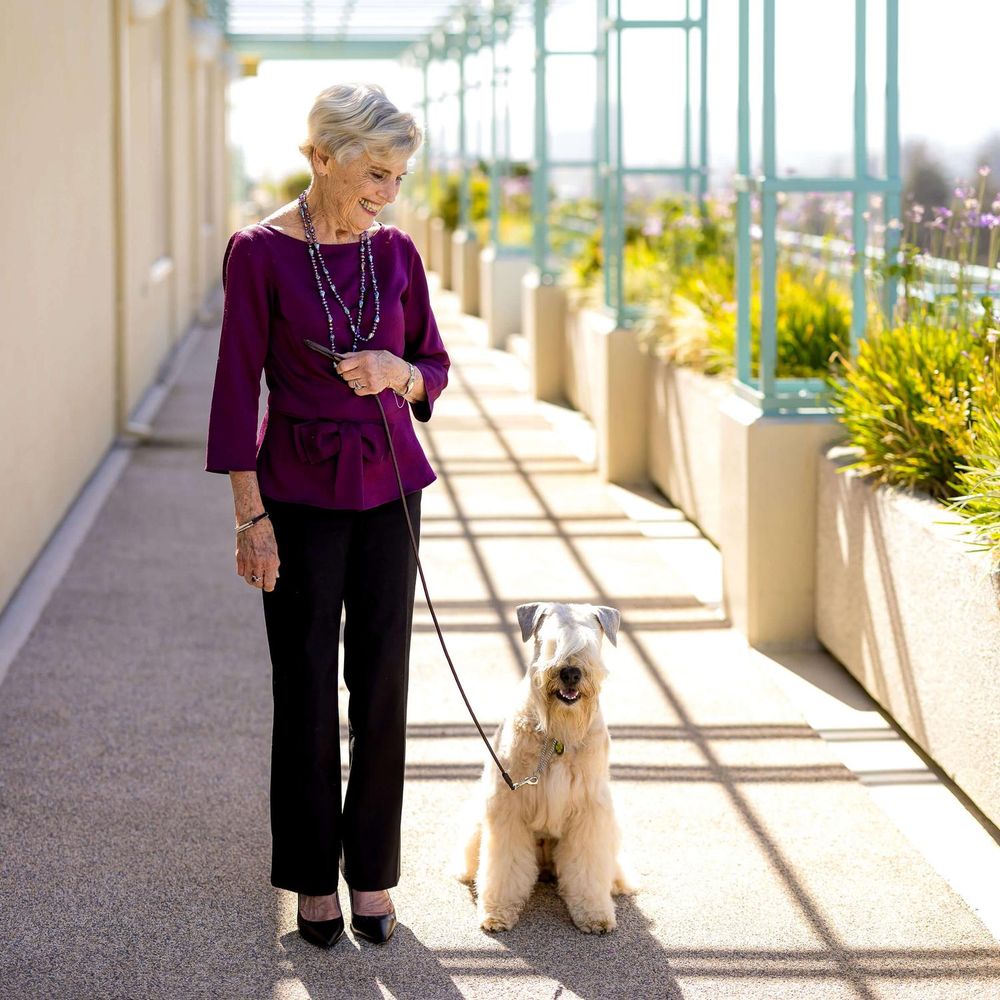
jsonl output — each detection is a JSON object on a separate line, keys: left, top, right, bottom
{"left": 1, "top": 282, "right": 999, "bottom": 999}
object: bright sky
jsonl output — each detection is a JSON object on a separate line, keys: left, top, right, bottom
{"left": 228, "top": 0, "right": 1000, "bottom": 188}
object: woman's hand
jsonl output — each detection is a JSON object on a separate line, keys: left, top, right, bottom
{"left": 236, "top": 519, "right": 280, "bottom": 591}
{"left": 336, "top": 350, "right": 410, "bottom": 396}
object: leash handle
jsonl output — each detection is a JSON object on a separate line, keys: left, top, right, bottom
{"left": 302, "top": 339, "right": 516, "bottom": 791}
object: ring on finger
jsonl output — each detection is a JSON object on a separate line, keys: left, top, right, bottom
{"left": 250, "top": 574, "right": 261, "bottom": 583}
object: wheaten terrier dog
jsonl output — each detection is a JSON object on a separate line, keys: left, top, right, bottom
{"left": 455, "top": 601, "right": 637, "bottom": 934}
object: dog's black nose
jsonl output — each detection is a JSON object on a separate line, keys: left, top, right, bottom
{"left": 559, "top": 665, "right": 581, "bottom": 686}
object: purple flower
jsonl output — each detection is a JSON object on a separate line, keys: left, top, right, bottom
{"left": 979, "top": 213, "right": 1000, "bottom": 229}
{"left": 642, "top": 215, "right": 664, "bottom": 238}
{"left": 933, "top": 206, "right": 953, "bottom": 219}
{"left": 979, "top": 165, "right": 992, "bottom": 177}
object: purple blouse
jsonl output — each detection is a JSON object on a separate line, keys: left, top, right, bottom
{"left": 205, "top": 222, "right": 450, "bottom": 510}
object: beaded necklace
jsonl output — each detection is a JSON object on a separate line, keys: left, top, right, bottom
{"left": 297, "top": 190, "right": 381, "bottom": 353}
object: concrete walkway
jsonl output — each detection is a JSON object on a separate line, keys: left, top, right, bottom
{"left": 2, "top": 277, "right": 1000, "bottom": 1000}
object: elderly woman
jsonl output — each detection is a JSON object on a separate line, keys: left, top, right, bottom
{"left": 205, "top": 83, "right": 449, "bottom": 949}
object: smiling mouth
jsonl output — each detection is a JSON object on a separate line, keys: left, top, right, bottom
{"left": 359, "top": 198, "right": 381, "bottom": 215}
{"left": 555, "top": 688, "right": 581, "bottom": 704}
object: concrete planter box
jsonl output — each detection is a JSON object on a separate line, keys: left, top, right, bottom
{"left": 816, "top": 447, "right": 1000, "bottom": 825}
{"left": 452, "top": 229, "right": 480, "bottom": 316}
{"left": 410, "top": 206, "right": 433, "bottom": 269}
{"left": 429, "top": 217, "right": 453, "bottom": 289}
{"left": 564, "top": 291, "right": 599, "bottom": 420}
{"left": 564, "top": 294, "right": 649, "bottom": 484}
{"left": 647, "top": 358, "right": 728, "bottom": 546}
{"left": 479, "top": 249, "right": 531, "bottom": 350}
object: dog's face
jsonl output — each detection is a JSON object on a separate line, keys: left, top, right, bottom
{"left": 516, "top": 602, "right": 620, "bottom": 739}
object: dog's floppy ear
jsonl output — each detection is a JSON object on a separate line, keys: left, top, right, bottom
{"left": 593, "top": 606, "right": 621, "bottom": 647}
{"left": 516, "top": 603, "right": 547, "bottom": 643}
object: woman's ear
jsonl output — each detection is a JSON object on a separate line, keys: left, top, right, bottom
{"left": 312, "top": 149, "right": 330, "bottom": 176}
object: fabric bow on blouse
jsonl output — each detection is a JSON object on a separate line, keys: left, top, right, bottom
{"left": 291, "top": 419, "right": 389, "bottom": 509}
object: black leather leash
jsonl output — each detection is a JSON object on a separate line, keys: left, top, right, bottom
{"left": 304, "top": 339, "right": 517, "bottom": 791}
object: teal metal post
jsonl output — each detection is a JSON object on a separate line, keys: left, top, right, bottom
{"left": 851, "top": 0, "right": 868, "bottom": 352}
{"left": 883, "top": 0, "right": 900, "bottom": 326}
{"left": 489, "top": 7, "right": 501, "bottom": 245}
{"left": 684, "top": 0, "right": 691, "bottom": 195}
{"left": 532, "top": 0, "right": 550, "bottom": 277}
{"left": 736, "top": 0, "right": 751, "bottom": 386}
{"left": 760, "top": 0, "right": 777, "bottom": 404}
{"left": 699, "top": 0, "right": 709, "bottom": 202}
{"left": 420, "top": 55, "right": 431, "bottom": 207}
{"left": 457, "top": 22, "right": 471, "bottom": 233}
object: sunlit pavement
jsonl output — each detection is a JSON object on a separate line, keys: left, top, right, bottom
{"left": 0, "top": 275, "right": 999, "bottom": 1000}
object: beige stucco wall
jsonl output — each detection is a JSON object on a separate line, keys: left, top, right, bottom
{"left": 0, "top": 0, "right": 117, "bottom": 611}
{"left": 0, "top": 0, "right": 230, "bottom": 614}
{"left": 648, "top": 361, "right": 728, "bottom": 546}
{"left": 816, "top": 448, "right": 1000, "bottom": 826}
{"left": 719, "top": 397, "right": 841, "bottom": 647}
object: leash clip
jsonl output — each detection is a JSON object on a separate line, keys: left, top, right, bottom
{"left": 511, "top": 775, "right": 540, "bottom": 789}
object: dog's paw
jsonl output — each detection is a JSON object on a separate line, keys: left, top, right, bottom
{"left": 479, "top": 909, "right": 519, "bottom": 932}
{"left": 573, "top": 913, "right": 617, "bottom": 934}
{"left": 568, "top": 902, "right": 617, "bottom": 934}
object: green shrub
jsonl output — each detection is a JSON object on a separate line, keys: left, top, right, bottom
{"left": 946, "top": 358, "right": 1000, "bottom": 550}
{"left": 831, "top": 324, "right": 996, "bottom": 499}
{"left": 642, "top": 259, "right": 850, "bottom": 380}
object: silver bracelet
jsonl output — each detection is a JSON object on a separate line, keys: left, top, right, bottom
{"left": 394, "top": 362, "right": 417, "bottom": 398}
{"left": 236, "top": 510, "right": 270, "bottom": 533}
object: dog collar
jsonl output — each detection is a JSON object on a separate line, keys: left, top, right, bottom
{"left": 510, "top": 735, "right": 564, "bottom": 790}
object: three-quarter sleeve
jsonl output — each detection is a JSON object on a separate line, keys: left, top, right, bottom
{"left": 400, "top": 235, "right": 450, "bottom": 423}
{"left": 205, "top": 229, "right": 272, "bottom": 473}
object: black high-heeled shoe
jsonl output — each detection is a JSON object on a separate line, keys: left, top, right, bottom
{"left": 297, "top": 905, "right": 345, "bottom": 949}
{"left": 349, "top": 889, "right": 397, "bottom": 944}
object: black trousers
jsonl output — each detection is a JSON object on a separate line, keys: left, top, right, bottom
{"left": 260, "top": 490, "right": 420, "bottom": 895}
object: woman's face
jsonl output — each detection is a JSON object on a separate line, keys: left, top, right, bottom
{"left": 320, "top": 150, "right": 409, "bottom": 234}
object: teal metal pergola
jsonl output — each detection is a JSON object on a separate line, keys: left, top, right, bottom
{"left": 212, "top": 0, "right": 460, "bottom": 59}
{"left": 212, "top": 0, "right": 899, "bottom": 413}
{"left": 733, "top": 0, "right": 900, "bottom": 414}
{"left": 600, "top": 0, "right": 709, "bottom": 326}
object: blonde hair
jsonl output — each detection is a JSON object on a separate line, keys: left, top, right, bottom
{"left": 298, "top": 83, "right": 422, "bottom": 170}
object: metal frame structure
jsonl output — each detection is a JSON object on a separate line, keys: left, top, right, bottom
{"left": 209, "top": 0, "right": 903, "bottom": 416}
{"left": 484, "top": 1, "right": 534, "bottom": 255}
{"left": 734, "top": 0, "right": 900, "bottom": 415}
{"left": 530, "top": 0, "right": 601, "bottom": 282}
{"left": 601, "top": 0, "right": 709, "bottom": 327}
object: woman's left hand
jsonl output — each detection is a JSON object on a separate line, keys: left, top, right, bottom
{"left": 335, "top": 350, "right": 408, "bottom": 396}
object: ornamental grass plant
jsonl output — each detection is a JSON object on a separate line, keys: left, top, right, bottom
{"left": 831, "top": 323, "right": 996, "bottom": 499}
{"left": 834, "top": 170, "right": 1000, "bottom": 522}
{"left": 949, "top": 397, "right": 1000, "bottom": 552}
